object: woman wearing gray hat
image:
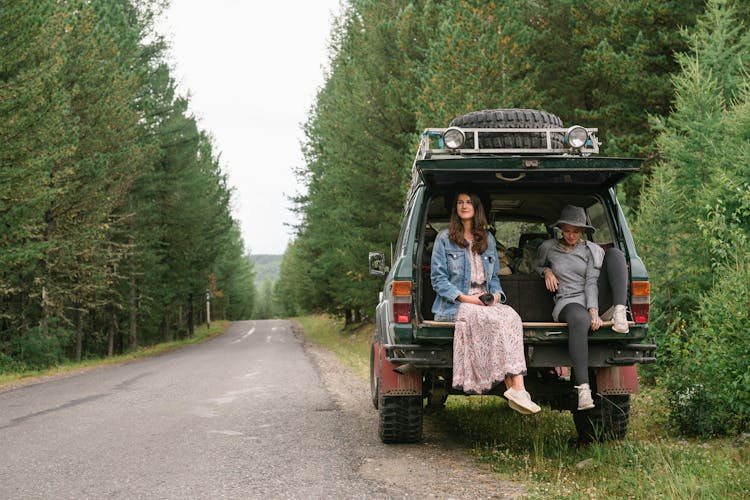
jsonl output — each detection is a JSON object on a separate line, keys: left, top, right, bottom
{"left": 535, "top": 205, "right": 629, "bottom": 411}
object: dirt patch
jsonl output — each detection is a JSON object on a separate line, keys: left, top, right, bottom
{"left": 298, "top": 325, "right": 525, "bottom": 499}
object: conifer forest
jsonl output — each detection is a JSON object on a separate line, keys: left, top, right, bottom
{"left": 1, "top": 1, "right": 255, "bottom": 367}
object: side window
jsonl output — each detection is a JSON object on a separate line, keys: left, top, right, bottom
{"left": 394, "top": 210, "right": 412, "bottom": 261}
{"left": 587, "top": 202, "right": 613, "bottom": 244}
{"left": 395, "top": 189, "right": 422, "bottom": 262}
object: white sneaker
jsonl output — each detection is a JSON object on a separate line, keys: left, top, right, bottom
{"left": 504, "top": 388, "right": 541, "bottom": 414}
{"left": 574, "top": 384, "right": 595, "bottom": 411}
{"left": 507, "top": 398, "right": 534, "bottom": 414}
{"left": 612, "top": 304, "right": 629, "bottom": 333}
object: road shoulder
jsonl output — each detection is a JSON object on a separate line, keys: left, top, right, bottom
{"left": 296, "top": 323, "right": 525, "bottom": 499}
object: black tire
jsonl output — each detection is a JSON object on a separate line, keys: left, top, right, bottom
{"left": 449, "top": 108, "right": 564, "bottom": 149}
{"left": 378, "top": 395, "right": 423, "bottom": 443}
{"left": 573, "top": 393, "right": 631, "bottom": 443}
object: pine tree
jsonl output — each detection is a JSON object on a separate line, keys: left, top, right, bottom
{"left": 415, "top": 0, "right": 540, "bottom": 127}
{"left": 635, "top": 0, "right": 750, "bottom": 435}
{"left": 211, "top": 224, "right": 255, "bottom": 320}
{"left": 0, "top": 1, "right": 75, "bottom": 355}
{"left": 638, "top": 0, "right": 750, "bottom": 334}
{"left": 1, "top": 0, "right": 254, "bottom": 364}
{"left": 293, "top": 0, "right": 428, "bottom": 318}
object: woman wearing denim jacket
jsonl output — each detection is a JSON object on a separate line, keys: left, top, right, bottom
{"left": 431, "top": 192, "right": 540, "bottom": 414}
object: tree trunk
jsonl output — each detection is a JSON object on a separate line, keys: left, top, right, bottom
{"left": 108, "top": 310, "right": 116, "bottom": 357}
{"left": 40, "top": 286, "right": 49, "bottom": 337}
{"left": 187, "top": 295, "right": 194, "bottom": 337}
{"left": 75, "top": 309, "right": 83, "bottom": 362}
{"left": 129, "top": 271, "right": 137, "bottom": 350}
{"left": 161, "top": 315, "right": 170, "bottom": 342}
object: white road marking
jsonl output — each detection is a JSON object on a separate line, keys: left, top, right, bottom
{"left": 188, "top": 389, "right": 252, "bottom": 418}
{"left": 230, "top": 327, "right": 255, "bottom": 344}
{"left": 208, "top": 430, "right": 244, "bottom": 436}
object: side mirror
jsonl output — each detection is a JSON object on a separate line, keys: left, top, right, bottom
{"left": 368, "top": 251, "right": 389, "bottom": 276}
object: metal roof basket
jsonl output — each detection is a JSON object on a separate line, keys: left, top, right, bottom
{"left": 417, "top": 127, "right": 600, "bottom": 160}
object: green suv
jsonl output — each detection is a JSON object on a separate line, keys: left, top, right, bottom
{"left": 368, "top": 109, "right": 655, "bottom": 444}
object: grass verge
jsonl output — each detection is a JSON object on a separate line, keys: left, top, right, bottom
{"left": 438, "top": 394, "right": 750, "bottom": 498}
{"left": 294, "top": 313, "right": 371, "bottom": 380}
{"left": 298, "top": 313, "right": 750, "bottom": 499}
{"left": 0, "top": 321, "right": 229, "bottom": 389}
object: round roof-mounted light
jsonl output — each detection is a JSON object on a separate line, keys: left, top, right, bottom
{"left": 443, "top": 127, "right": 465, "bottom": 149}
{"left": 564, "top": 125, "right": 589, "bottom": 150}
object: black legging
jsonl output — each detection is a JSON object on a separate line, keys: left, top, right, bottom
{"left": 558, "top": 247, "right": 628, "bottom": 385}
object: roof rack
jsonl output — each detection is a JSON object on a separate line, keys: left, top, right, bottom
{"left": 417, "top": 127, "right": 600, "bottom": 160}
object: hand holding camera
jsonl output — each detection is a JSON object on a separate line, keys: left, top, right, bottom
{"left": 479, "top": 292, "right": 495, "bottom": 306}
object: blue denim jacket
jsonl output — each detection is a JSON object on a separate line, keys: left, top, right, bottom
{"left": 430, "top": 229, "right": 505, "bottom": 321}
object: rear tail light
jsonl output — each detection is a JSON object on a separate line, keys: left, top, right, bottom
{"left": 392, "top": 280, "right": 413, "bottom": 324}
{"left": 630, "top": 280, "right": 650, "bottom": 323}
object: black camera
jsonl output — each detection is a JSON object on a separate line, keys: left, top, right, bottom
{"left": 479, "top": 293, "right": 494, "bottom": 305}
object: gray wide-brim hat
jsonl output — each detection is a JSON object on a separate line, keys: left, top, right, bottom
{"left": 553, "top": 205, "right": 595, "bottom": 232}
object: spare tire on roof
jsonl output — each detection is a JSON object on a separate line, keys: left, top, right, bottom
{"left": 449, "top": 108, "right": 564, "bottom": 149}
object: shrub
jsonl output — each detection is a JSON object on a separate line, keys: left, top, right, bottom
{"left": 664, "top": 237, "right": 750, "bottom": 436}
{"left": 0, "top": 352, "right": 23, "bottom": 374}
{"left": 9, "top": 325, "right": 72, "bottom": 371}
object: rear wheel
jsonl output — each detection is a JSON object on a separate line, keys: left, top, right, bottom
{"left": 573, "top": 391, "right": 631, "bottom": 443}
{"left": 449, "top": 108, "right": 564, "bottom": 149}
{"left": 378, "top": 395, "right": 423, "bottom": 443}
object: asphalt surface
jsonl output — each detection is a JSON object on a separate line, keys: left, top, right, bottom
{"left": 0, "top": 320, "right": 522, "bottom": 499}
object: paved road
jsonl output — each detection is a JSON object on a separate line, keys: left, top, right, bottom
{"left": 0, "top": 320, "right": 521, "bottom": 499}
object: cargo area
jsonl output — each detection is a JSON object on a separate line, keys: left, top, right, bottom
{"left": 418, "top": 192, "right": 618, "bottom": 324}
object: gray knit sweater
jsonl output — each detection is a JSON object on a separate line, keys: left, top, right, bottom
{"left": 535, "top": 239, "right": 605, "bottom": 321}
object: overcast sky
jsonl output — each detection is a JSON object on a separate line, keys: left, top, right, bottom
{"left": 157, "top": 1, "right": 343, "bottom": 255}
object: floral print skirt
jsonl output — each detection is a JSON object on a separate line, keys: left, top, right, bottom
{"left": 452, "top": 294, "right": 527, "bottom": 394}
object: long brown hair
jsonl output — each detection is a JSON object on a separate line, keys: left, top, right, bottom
{"left": 448, "top": 192, "right": 488, "bottom": 254}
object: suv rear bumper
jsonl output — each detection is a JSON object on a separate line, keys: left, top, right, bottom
{"left": 383, "top": 343, "right": 452, "bottom": 369}
{"left": 384, "top": 341, "right": 656, "bottom": 369}
{"left": 525, "top": 343, "right": 656, "bottom": 367}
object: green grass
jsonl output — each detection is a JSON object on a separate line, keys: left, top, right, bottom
{"left": 299, "top": 313, "right": 750, "bottom": 499}
{"left": 293, "top": 313, "right": 371, "bottom": 380}
{"left": 0, "top": 321, "right": 229, "bottom": 388}
{"left": 436, "top": 395, "right": 750, "bottom": 498}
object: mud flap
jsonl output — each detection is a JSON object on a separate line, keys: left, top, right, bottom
{"left": 379, "top": 344, "right": 422, "bottom": 396}
{"left": 596, "top": 365, "right": 639, "bottom": 395}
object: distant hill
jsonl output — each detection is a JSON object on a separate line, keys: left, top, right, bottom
{"left": 251, "top": 254, "right": 283, "bottom": 286}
